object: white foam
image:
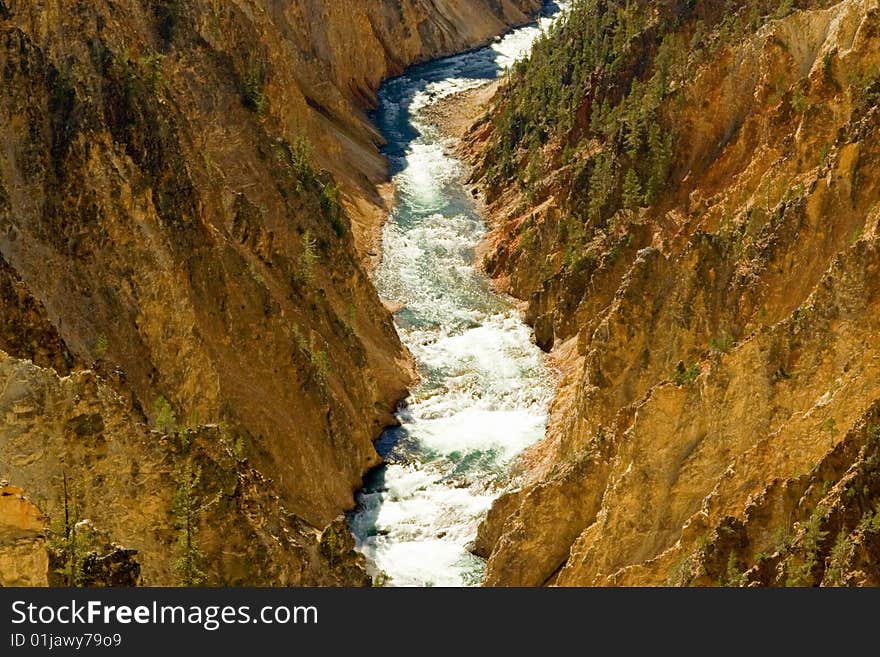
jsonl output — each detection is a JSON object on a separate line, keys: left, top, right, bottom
{"left": 350, "top": 1, "right": 571, "bottom": 588}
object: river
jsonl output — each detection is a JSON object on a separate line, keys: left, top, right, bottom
{"left": 348, "top": 2, "right": 569, "bottom": 587}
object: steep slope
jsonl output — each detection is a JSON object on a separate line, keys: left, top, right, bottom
{"left": 0, "top": 0, "right": 541, "bottom": 585}
{"left": 0, "top": 352, "right": 369, "bottom": 586}
{"left": 465, "top": 0, "right": 880, "bottom": 585}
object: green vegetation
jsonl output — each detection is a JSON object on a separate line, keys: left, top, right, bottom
{"left": 94, "top": 334, "right": 109, "bottom": 360}
{"left": 346, "top": 302, "right": 357, "bottom": 326}
{"left": 709, "top": 333, "right": 735, "bottom": 354}
{"left": 722, "top": 553, "right": 748, "bottom": 587}
{"left": 818, "top": 142, "right": 831, "bottom": 167}
{"left": 822, "top": 51, "right": 834, "bottom": 78}
{"left": 824, "top": 530, "right": 851, "bottom": 586}
{"left": 821, "top": 417, "right": 837, "bottom": 441}
{"left": 672, "top": 361, "right": 700, "bottom": 386}
{"left": 824, "top": 505, "right": 880, "bottom": 587}
{"left": 292, "top": 325, "right": 330, "bottom": 386}
{"left": 118, "top": 53, "right": 166, "bottom": 107}
{"left": 867, "top": 423, "right": 880, "bottom": 447}
{"left": 47, "top": 473, "right": 86, "bottom": 587}
{"left": 139, "top": 53, "right": 166, "bottom": 92}
{"left": 243, "top": 57, "right": 268, "bottom": 114}
{"left": 785, "top": 510, "right": 828, "bottom": 587}
{"left": 272, "top": 135, "right": 346, "bottom": 236}
{"left": 621, "top": 168, "right": 642, "bottom": 210}
{"left": 849, "top": 64, "right": 880, "bottom": 105}
{"left": 173, "top": 461, "right": 205, "bottom": 585}
{"left": 791, "top": 86, "right": 808, "bottom": 113}
{"left": 486, "top": 0, "right": 683, "bottom": 218}
{"left": 775, "top": 0, "right": 796, "bottom": 18}
{"left": 858, "top": 505, "right": 880, "bottom": 533}
{"left": 666, "top": 552, "right": 695, "bottom": 587}
{"left": 290, "top": 135, "right": 317, "bottom": 191}
{"left": 770, "top": 525, "right": 793, "bottom": 555}
{"left": 320, "top": 181, "right": 345, "bottom": 237}
{"left": 312, "top": 348, "right": 330, "bottom": 384}
{"left": 248, "top": 262, "right": 266, "bottom": 287}
{"left": 517, "top": 220, "right": 537, "bottom": 254}
{"left": 484, "top": 0, "right": 825, "bottom": 270}
{"left": 153, "top": 396, "right": 177, "bottom": 433}
{"left": 298, "top": 230, "right": 318, "bottom": 283}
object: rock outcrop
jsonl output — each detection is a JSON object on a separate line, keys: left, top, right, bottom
{"left": 0, "top": 350, "right": 374, "bottom": 585}
{"left": 466, "top": 0, "right": 880, "bottom": 586}
{"left": 0, "top": 483, "right": 49, "bottom": 586}
{"left": 0, "top": 0, "right": 541, "bottom": 586}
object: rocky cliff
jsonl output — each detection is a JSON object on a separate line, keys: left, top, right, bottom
{"left": 0, "top": 0, "right": 541, "bottom": 586}
{"left": 466, "top": 0, "right": 880, "bottom": 585}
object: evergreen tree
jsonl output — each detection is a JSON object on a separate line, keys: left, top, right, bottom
{"left": 173, "top": 461, "right": 205, "bottom": 586}
{"left": 622, "top": 168, "right": 643, "bottom": 210}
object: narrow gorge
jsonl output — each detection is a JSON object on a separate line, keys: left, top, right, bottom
{"left": 349, "top": 6, "right": 567, "bottom": 586}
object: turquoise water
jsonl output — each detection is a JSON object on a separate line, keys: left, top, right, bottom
{"left": 348, "top": 2, "right": 568, "bottom": 587}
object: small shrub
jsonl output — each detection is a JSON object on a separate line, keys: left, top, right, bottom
{"left": 791, "top": 87, "right": 808, "bottom": 114}
{"left": 243, "top": 58, "right": 268, "bottom": 114}
{"left": 248, "top": 262, "right": 266, "bottom": 287}
{"left": 857, "top": 505, "right": 880, "bottom": 533}
{"left": 666, "top": 553, "right": 694, "bottom": 587}
{"left": 824, "top": 531, "right": 851, "bottom": 586}
{"left": 221, "top": 428, "right": 246, "bottom": 460}
{"left": 320, "top": 182, "right": 344, "bottom": 237}
{"left": 298, "top": 230, "right": 318, "bottom": 283}
{"left": 821, "top": 417, "right": 837, "bottom": 439}
{"left": 139, "top": 53, "right": 165, "bottom": 92}
{"left": 818, "top": 142, "right": 831, "bottom": 167}
{"left": 290, "top": 135, "right": 316, "bottom": 190}
{"left": 775, "top": 0, "right": 795, "bottom": 19}
{"left": 672, "top": 362, "right": 700, "bottom": 385}
{"left": 785, "top": 512, "right": 828, "bottom": 587}
{"left": 866, "top": 423, "right": 880, "bottom": 447}
{"left": 291, "top": 325, "right": 330, "bottom": 386}
{"left": 709, "top": 333, "right": 734, "bottom": 354}
{"left": 312, "top": 349, "right": 330, "bottom": 384}
{"left": 153, "top": 396, "right": 177, "bottom": 433}
{"left": 518, "top": 224, "right": 537, "bottom": 254}
{"left": 94, "top": 334, "right": 109, "bottom": 360}
{"left": 822, "top": 52, "right": 834, "bottom": 78}
{"left": 722, "top": 553, "right": 747, "bottom": 587}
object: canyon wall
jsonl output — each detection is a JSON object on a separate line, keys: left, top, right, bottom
{"left": 468, "top": 0, "right": 880, "bottom": 585}
{"left": 0, "top": 0, "right": 541, "bottom": 585}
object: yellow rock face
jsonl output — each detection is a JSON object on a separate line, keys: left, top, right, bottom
{"left": 0, "top": 484, "right": 49, "bottom": 586}
{"left": 468, "top": 0, "right": 880, "bottom": 586}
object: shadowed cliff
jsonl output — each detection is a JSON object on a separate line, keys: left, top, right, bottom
{"left": 0, "top": 0, "right": 541, "bottom": 586}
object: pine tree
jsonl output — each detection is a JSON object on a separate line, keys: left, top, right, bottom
{"left": 588, "top": 153, "right": 613, "bottom": 220}
{"left": 51, "top": 472, "right": 84, "bottom": 586}
{"left": 622, "top": 167, "right": 643, "bottom": 209}
{"left": 173, "top": 461, "right": 205, "bottom": 586}
{"left": 299, "top": 230, "right": 318, "bottom": 283}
